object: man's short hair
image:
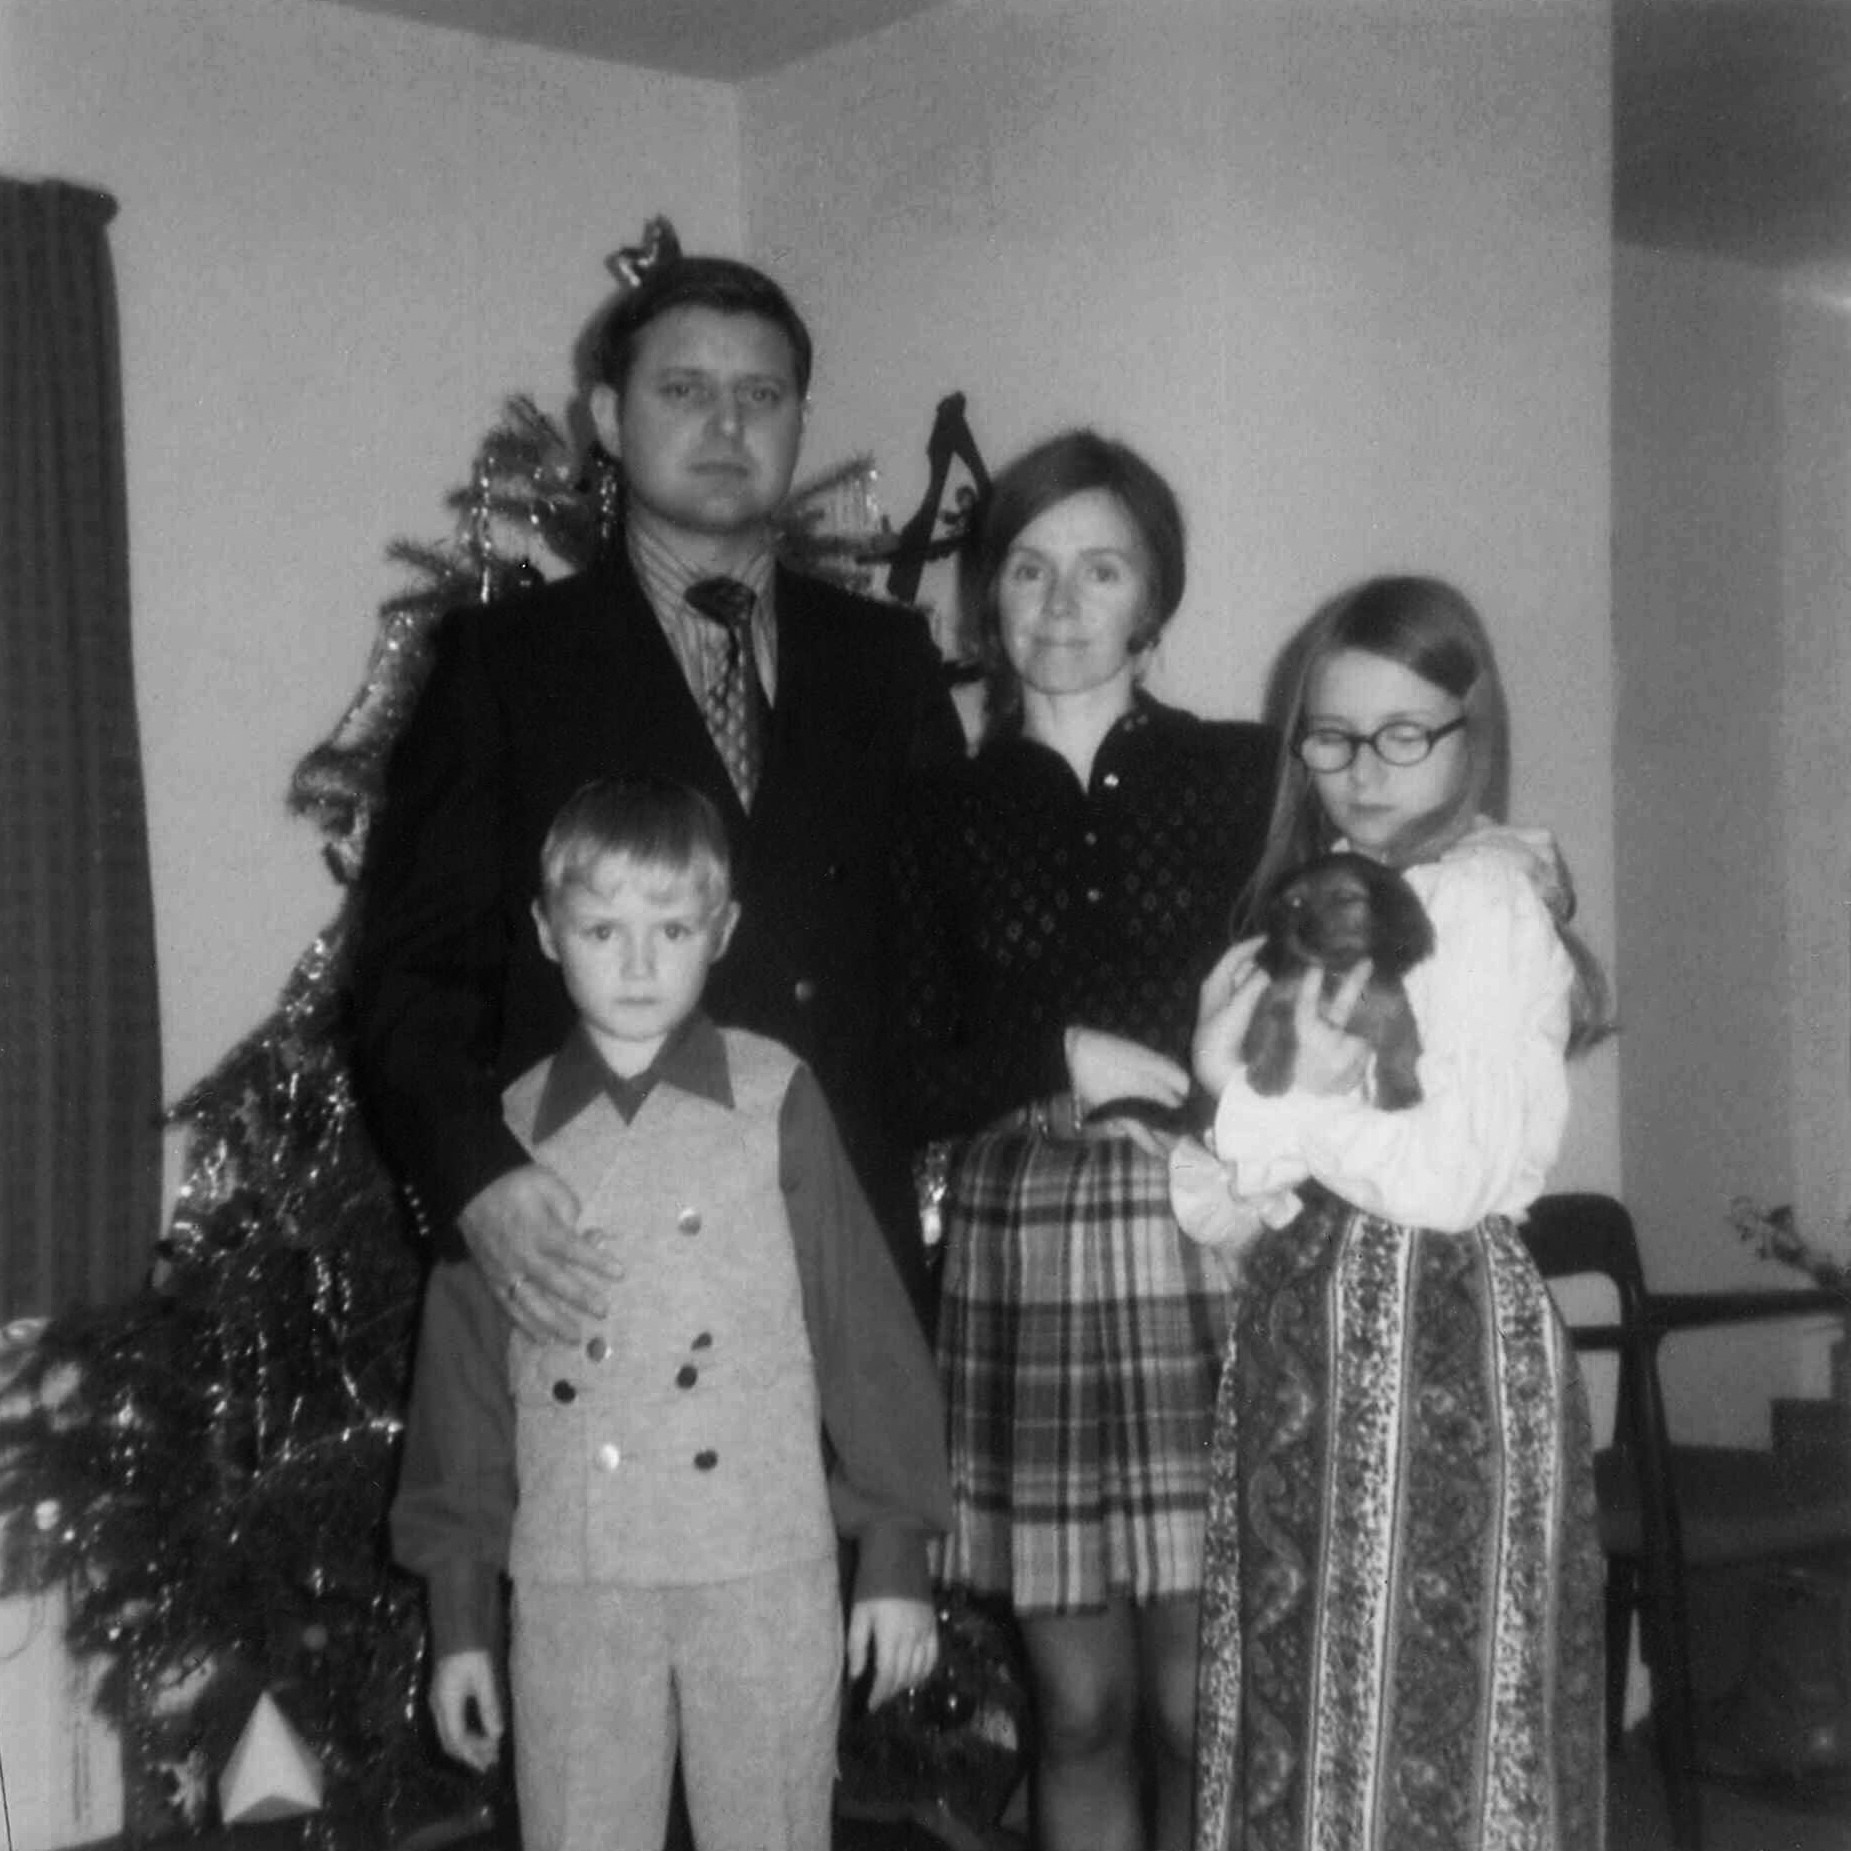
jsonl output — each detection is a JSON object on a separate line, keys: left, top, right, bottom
{"left": 592, "top": 256, "right": 814, "bottom": 398}
{"left": 538, "top": 776, "right": 733, "bottom": 913}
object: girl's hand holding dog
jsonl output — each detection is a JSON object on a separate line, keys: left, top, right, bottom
{"left": 1192, "top": 937, "right": 1268, "bottom": 1097}
{"left": 1285, "top": 958, "right": 1376, "bottom": 1096}
{"left": 1192, "top": 938, "right": 1375, "bottom": 1100}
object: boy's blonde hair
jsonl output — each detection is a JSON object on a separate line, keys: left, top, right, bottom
{"left": 537, "top": 777, "right": 732, "bottom": 916}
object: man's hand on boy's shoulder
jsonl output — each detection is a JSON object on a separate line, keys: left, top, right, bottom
{"left": 458, "top": 1162, "right": 622, "bottom": 1342}
{"left": 846, "top": 1595, "right": 940, "bottom": 1711}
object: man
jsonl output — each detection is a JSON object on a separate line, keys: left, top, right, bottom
{"left": 350, "top": 255, "right": 962, "bottom": 1338}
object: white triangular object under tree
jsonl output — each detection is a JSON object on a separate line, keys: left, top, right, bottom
{"left": 218, "top": 1689, "right": 324, "bottom": 1824}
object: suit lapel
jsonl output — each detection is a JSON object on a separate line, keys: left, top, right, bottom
{"left": 574, "top": 552, "right": 747, "bottom": 820}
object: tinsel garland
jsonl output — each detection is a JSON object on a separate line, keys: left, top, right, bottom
{"left": 0, "top": 934, "right": 486, "bottom": 1847}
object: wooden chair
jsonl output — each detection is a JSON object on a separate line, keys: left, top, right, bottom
{"left": 1521, "top": 1191, "right": 1851, "bottom": 1851}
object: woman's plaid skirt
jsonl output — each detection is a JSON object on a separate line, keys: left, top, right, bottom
{"left": 935, "top": 1127, "right": 1234, "bottom": 1616}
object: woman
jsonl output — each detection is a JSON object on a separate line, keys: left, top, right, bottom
{"left": 887, "top": 429, "right": 1274, "bottom": 1851}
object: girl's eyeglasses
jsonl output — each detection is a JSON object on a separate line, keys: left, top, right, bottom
{"left": 1296, "top": 715, "right": 1467, "bottom": 773}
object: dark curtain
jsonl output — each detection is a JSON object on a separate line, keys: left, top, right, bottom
{"left": 0, "top": 178, "right": 162, "bottom": 1315}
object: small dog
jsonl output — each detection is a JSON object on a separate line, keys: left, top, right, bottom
{"left": 1239, "top": 852, "right": 1436, "bottom": 1110}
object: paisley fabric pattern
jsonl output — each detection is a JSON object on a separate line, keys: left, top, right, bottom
{"left": 1195, "top": 1188, "right": 1605, "bottom": 1851}
{"left": 936, "top": 1126, "right": 1233, "bottom": 1614}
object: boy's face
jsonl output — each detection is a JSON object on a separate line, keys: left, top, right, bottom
{"left": 533, "top": 853, "right": 738, "bottom": 1072}
{"left": 589, "top": 305, "right": 804, "bottom": 550}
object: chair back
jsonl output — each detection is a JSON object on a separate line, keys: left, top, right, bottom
{"left": 1522, "top": 1191, "right": 1651, "bottom": 1311}
{"left": 1523, "top": 1192, "right": 1645, "bottom": 1444}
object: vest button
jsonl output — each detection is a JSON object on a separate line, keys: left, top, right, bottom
{"left": 675, "top": 1364, "right": 698, "bottom": 1389}
{"left": 586, "top": 1336, "right": 610, "bottom": 1363}
{"left": 793, "top": 978, "right": 817, "bottom": 1004}
{"left": 595, "top": 1443, "right": 621, "bottom": 1473}
{"left": 691, "top": 1332, "right": 713, "bottom": 1350}
{"left": 693, "top": 1449, "right": 718, "bottom": 1471}
{"left": 552, "top": 1380, "right": 577, "bottom": 1404}
{"left": 677, "top": 1208, "right": 702, "bottom": 1235}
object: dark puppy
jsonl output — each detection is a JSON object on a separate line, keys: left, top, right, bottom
{"left": 1239, "top": 851, "right": 1436, "bottom": 1110}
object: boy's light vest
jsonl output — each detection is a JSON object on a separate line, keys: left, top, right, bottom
{"left": 502, "top": 1030, "right": 834, "bottom": 1586}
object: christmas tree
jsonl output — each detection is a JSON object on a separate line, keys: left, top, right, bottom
{"left": 0, "top": 390, "right": 622, "bottom": 1849}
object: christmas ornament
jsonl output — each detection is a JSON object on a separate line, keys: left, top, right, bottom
{"left": 219, "top": 1688, "right": 325, "bottom": 1824}
{"left": 605, "top": 214, "right": 681, "bottom": 291}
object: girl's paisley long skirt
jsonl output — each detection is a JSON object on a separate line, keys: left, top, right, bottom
{"left": 1194, "top": 1188, "right": 1606, "bottom": 1851}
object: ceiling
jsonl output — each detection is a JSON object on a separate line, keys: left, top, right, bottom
{"left": 316, "top": 0, "right": 1851, "bottom": 271}
{"left": 316, "top": 0, "right": 949, "bottom": 83}
{"left": 1615, "top": 0, "right": 1851, "bottom": 271}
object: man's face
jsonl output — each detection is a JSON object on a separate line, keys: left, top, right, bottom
{"left": 591, "top": 306, "right": 804, "bottom": 547}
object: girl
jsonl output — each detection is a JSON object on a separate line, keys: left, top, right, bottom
{"left": 1178, "top": 575, "right": 1608, "bottom": 1851}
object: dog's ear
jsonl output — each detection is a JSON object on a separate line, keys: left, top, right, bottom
{"left": 1255, "top": 879, "right": 1307, "bottom": 975}
{"left": 1369, "top": 867, "right": 1436, "bottom": 969}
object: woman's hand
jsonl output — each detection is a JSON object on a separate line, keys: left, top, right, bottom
{"left": 1063, "top": 1026, "right": 1191, "bottom": 1157}
{"left": 1064, "top": 1026, "right": 1190, "bottom": 1116}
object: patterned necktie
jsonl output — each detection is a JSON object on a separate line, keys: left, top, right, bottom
{"left": 684, "top": 576, "right": 765, "bottom": 808}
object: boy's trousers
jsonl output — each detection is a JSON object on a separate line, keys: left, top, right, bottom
{"left": 509, "top": 1557, "right": 841, "bottom": 1851}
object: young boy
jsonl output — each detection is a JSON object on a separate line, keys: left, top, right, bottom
{"left": 390, "top": 776, "right": 951, "bottom": 1851}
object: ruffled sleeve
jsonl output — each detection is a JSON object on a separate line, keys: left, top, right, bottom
{"left": 1209, "top": 835, "right": 1574, "bottom": 1232}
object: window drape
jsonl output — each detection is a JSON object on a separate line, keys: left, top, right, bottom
{"left": 0, "top": 178, "right": 162, "bottom": 1314}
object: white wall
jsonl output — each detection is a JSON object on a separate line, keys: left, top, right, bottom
{"left": 744, "top": 0, "right": 1621, "bottom": 1194}
{"left": 0, "top": 0, "right": 740, "bottom": 1209}
{"left": 1614, "top": 243, "right": 1850, "bottom": 1438}
{"left": 2, "top": 0, "right": 1628, "bottom": 1275}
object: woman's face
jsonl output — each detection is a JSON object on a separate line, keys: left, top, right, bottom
{"left": 995, "top": 489, "right": 1156, "bottom": 709}
{"left": 1304, "top": 648, "right": 1470, "bottom": 860}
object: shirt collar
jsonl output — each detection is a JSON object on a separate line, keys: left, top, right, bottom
{"left": 982, "top": 687, "right": 1157, "bottom": 765}
{"left": 532, "top": 1013, "right": 735, "bottom": 1142}
{"left": 626, "top": 514, "right": 776, "bottom": 615}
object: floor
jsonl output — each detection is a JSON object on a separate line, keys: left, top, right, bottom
{"left": 1605, "top": 1731, "right": 1851, "bottom": 1851}
{"left": 159, "top": 1742, "right": 1848, "bottom": 1851}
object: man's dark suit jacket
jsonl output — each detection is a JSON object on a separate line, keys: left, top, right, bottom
{"left": 348, "top": 548, "right": 963, "bottom": 1312}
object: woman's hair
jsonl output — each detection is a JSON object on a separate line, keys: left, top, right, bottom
{"left": 1245, "top": 573, "right": 1612, "bottom": 1055}
{"left": 959, "top": 428, "right": 1187, "bottom": 734}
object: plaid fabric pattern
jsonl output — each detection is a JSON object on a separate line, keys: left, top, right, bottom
{"left": 936, "top": 1128, "right": 1233, "bottom": 1615}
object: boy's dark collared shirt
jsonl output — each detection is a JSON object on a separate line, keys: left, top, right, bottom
{"left": 532, "top": 1014, "right": 732, "bottom": 1137}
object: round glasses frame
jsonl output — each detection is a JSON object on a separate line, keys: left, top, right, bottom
{"left": 1295, "top": 714, "right": 1468, "bottom": 773}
